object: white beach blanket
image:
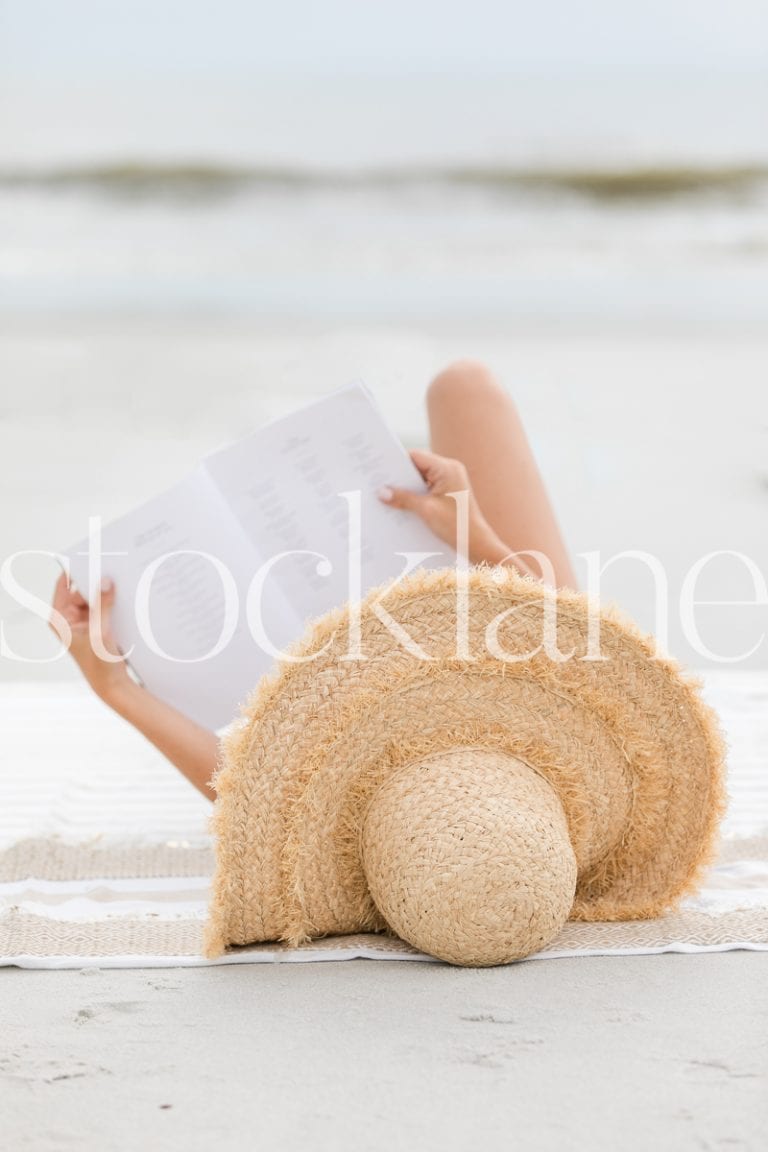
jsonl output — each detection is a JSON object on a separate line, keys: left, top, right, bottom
{"left": 1, "top": 674, "right": 767, "bottom": 969}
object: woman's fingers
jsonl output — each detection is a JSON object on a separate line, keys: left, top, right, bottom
{"left": 408, "top": 448, "right": 437, "bottom": 482}
{"left": 97, "top": 577, "right": 115, "bottom": 625}
{"left": 49, "top": 573, "right": 75, "bottom": 640}
{"left": 409, "top": 448, "right": 449, "bottom": 488}
{"left": 49, "top": 573, "right": 117, "bottom": 651}
{"left": 51, "top": 571, "right": 87, "bottom": 617}
{"left": 378, "top": 449, "right": 489, "bottom": 556}
{"left": 408, "top": 449, "right": 469, "bottom": 497}
{"left": 51, "top": 571, "right": 69, "bottom": 612}
{"left": 82, "top": 578, "right": 117, "bottom": 653}
{"left": 379, "top": 449, "right": 471, "bottom": 518}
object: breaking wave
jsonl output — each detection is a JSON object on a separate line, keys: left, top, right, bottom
{"left": 1, "top": 160, "right": 767, "bottom": 203}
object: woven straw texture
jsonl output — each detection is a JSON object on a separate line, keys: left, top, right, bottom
{"left": 204, "top": 566, "right": 727, "bottom": 964}
{"left": 361, "top": 749, "right": 578, "bottom": 965}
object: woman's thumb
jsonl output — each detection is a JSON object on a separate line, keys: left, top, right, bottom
{"left": 377, "top": 485, "right": 428, "bottom": 514}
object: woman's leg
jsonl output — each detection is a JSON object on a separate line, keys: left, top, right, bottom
{"left": 426, "top": 360, "right": 578, "bottom": 590}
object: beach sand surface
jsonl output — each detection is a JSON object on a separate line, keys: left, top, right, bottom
{"left": 3, "top": 954, "right": 767, "bottom": 1151}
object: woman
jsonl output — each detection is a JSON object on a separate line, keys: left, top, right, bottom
{"left": 49, "top": 361, "right": 577, "bottom": 802}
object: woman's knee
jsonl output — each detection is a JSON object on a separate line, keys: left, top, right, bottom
{"left": 426, "top": 360, "right": 508, "bottom": 412}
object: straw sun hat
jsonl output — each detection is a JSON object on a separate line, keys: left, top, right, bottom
{"left": 204, "top": 566, "right": 727, "bottom": 967}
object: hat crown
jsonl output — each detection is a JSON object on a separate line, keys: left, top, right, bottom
{"left": 361, "top": 748, "right": 578, "bottom": 967}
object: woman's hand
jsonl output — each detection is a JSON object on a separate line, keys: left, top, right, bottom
{"left": 49, "top": 571, "right": 220, "bottom": 800}
{"left": 377, "top": 449, "right": 506, "bottom": 564}
{"left": 49, "top": 573, "right": 132, "bottom": 704}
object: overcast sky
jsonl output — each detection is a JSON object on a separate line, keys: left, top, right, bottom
{"left": 2, "top": 0, "right": 768, "bottom": 75}
{"left": 1, "top": 1, "right": 766, "bottom": 165}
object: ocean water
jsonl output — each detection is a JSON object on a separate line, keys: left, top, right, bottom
{"left": 1, "top": 161, "right": 768, "bottom": 327}
{"left": 2, "top": 66, "right": 768, "bottom": 327}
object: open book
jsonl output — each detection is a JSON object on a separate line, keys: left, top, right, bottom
{"left": 62, "top": 384, "right": 454, "bottom": 729}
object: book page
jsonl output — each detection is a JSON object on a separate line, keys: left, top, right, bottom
{"left": 61, "top": 469, "right": 299, "bottom": 731}
{"left": 201, "top": 383, "right": 455, "bottom": 627}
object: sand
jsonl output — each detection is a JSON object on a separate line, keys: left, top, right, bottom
{"left": 4, "top": 954, "right": 767, "bottom": 1151}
